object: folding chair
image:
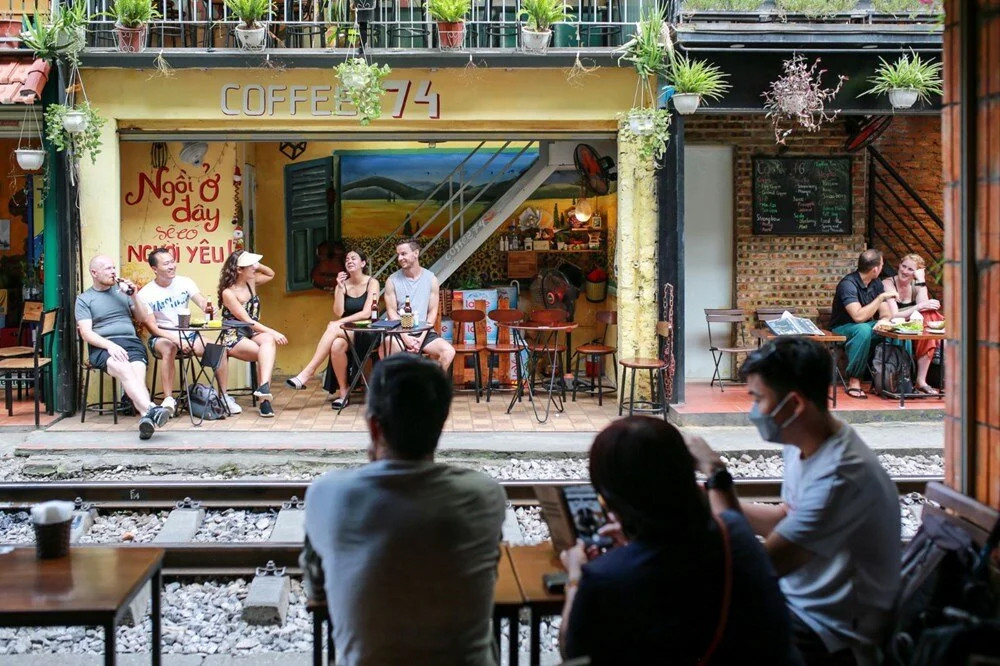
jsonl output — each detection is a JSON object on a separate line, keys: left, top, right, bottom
{"left": 704, "top": 309, "right": 755, "bottom": 392}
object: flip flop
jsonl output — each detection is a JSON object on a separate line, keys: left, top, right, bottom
{"left": 916, "top": 385, "right": 940, "bottom": 395}
{"left": 285, "top": 377, "right": 307, "bottom": 390}
{"left": 845, "top": 387, "right": 868, "bottom": 400}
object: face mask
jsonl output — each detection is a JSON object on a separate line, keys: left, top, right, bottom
{"left": 749, "top": 393, "right": 800, "bottom": 443}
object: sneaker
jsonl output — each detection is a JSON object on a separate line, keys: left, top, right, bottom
{"left": 224, "top": 394, "right": 243, "bottom": 414}
{"left": 160, "top": 396, "right": 177, "bottom": 417}
{"left": 148, "top": 406, "right": 170, "bottom": 428}
{"left": 253, "top": 382, "right": 273, "bottom": 401}
{"left": 138, "top": 416, "right": 155, "bottom": 440}
{"left": 258, "top": 400, "right": 275, "bottom": 418}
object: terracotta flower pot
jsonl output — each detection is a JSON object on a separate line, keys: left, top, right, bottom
{"left": 114, "top": 22, "right": 148, "bottom": 53}
{"left": 0, "top": 18, "right": 22, "bottom": 49}
{"left": 437, "top": 21, "right": 464, "bottom": 49}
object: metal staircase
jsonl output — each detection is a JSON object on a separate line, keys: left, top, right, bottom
{"left": 367, "top": 140, "right": 578, "bottom": 286}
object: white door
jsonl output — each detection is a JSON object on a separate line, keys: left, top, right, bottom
{"left": 683, "top": 146, "right": 734, "bottom": 380}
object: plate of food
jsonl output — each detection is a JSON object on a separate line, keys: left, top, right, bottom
{"left": 893, "top": 320, "right": 925, "bottom": 335}
{"left": 353, "top": 321, "right": 370, "bottom": 328}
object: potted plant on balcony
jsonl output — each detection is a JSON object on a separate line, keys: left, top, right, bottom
{"left": 518, "top": 0, "right": 573, "bottom": 54}
{"left": 225, "top": 0, "right": 273, "bottom": 50}
{"left": 860, "top": 50, "right": 943, "bottom": 110}
{"left": 54, "top": 0, "right": 89, "bottom": 57}
{"left": 664, "top": 54, "right": 730, "bottom": 115}
{"left": 44, "top": 102, "right": 106, "bottom": 165}
{"left": 335, "top": 58, "right": 391, "bottom": 125}
{"left": 427, "top": 0, "right": 469, "bottom": 50}
{"left": 103, "top": 0, "right": 160, "bottom": 53}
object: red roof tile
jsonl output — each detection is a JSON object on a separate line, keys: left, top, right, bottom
{"left": 0, "top": 57, "right": 50, "bottom": 105}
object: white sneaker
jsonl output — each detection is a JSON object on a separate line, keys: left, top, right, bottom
{"left": 224, "top": 394, "right": 243, "bottom": 414}
{"left": 160, "top": 396, "right": 177, "bottom": 417}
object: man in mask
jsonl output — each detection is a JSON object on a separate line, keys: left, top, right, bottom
{"left": 681, "top": 337, "right": 900, "bottom": 666}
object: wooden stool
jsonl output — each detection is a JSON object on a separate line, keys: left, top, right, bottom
{"left": 572, "top": 310, "right": 617, "bottom": 406}
{"left": 617, "top": 322, "right": 671, "bottom": 419}
{"left": 450, "top": 309, "right": 487, "bottom": 403}
{"left": 485, "top": 309, "right": 524, "bottom": 403}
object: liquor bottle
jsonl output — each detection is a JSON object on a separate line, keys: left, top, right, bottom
{"left": 403, "top": 296, "right": 412, "bottom": 315}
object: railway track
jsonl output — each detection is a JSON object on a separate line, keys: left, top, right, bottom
{"left": 0, "top": 476, "right": 940, "bottom": 577}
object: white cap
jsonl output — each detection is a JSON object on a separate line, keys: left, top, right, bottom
{"left": 237, "top": 252, "right": 263, "bottom": 268}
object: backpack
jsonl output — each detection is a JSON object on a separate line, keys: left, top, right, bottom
{"left": 886, "top": 511, "right": 1000, "bottom": 666}
{"left": 926, "top": 343, "right": 944, "bottom": 390}
{"left": 189, "top": 383, "right": 226, "bottom": 420}
{"left": 871, "top": 342, "right": 914, "bottom": 395}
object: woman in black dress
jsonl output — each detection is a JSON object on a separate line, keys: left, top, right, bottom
{"left": 286, "top": 249, "right": 379, "bottom": 408}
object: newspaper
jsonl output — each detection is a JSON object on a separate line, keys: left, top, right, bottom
{"left": 765, "top": 311, "right": 824, "bottom": 336}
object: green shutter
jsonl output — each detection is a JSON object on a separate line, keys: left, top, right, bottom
{"left": 284, "top": 158, "right": 333, "bottom": 292}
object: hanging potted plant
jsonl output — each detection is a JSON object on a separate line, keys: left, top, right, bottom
{"left": 615, "top": 7, "right": 672, "bottom": 139}
{"left": 335, "top": 58, "right": 391, "bottom": 125}
{"left": 665, "top": 54, "right": 730, "bottom": 115}
{"left": 15, "top": 104, "right": 45, "bottom": 171}
{"left": 53, "top": 0, "right": 89, "bottom": 56}
{"left": 44, "top": 102, "right": 106, "bottom": 165}
{"left": 860, "top": 50, "right": 943, "bottom": 110}
{"left": 518, "top": 0, "right": 573, "bottom": 54}
{"left": 103, "top": 0, "right": 160, "bottom": 53}
{"left": 427, "top": 0, "right": 469, "bottom": 50}
{"left": 225, "top": 0, "right": 273, "bottom": 50}
{"left": 762, "top": 54, "right": 846, "bottom": 144}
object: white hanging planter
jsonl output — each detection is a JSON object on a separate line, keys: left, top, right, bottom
{"left": 62, "top": 110, "right": 89, "bottom": 134}
{"left": 520, "top": 27, "right": 552, "bottom": 54}
{"left": 888, "top": 88, "right": 919, "bottom": 109}
{"left": 340, "top": 71, "right": 367, "bottom": 90}
{"left": 627, "top": 110, "right": 655, "bottom": 135}
{"left": 15, "top": 148, "right": 45, "bottom": 171}
{"left": 672, "top": 93, "right": 702, "bottom": 115}
{"left": 235, "top": 22, "right": 267, "bottom": 50}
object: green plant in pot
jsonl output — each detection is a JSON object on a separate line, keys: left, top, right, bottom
{"left": 103, "top": 0, "right": 160, "bottom": 53}
{"left": 664, "top": 54, "right": 730, "bottom": 115}
{"left": 19, "top": 14, "right": 61, "bottom": 61}
{"left": 335, "top": 58, "right": 392, "bottom": 126}
{"left": 54, "top": 0, "right": 89, "bottom": 56}
{"left": 618, "top": 107, "right": 670, "bottom": 163}
{"left": 617, "top": 7, "right": 672, "bottom": 153}
{"left": 44, "top": 102, "right": 106, "bottom": 165}
{"left": 518, "top": 0, "right": 573, "bottom": 54}
{"left": 427, "top": 0, "right": 469, "bottom": 50}
{"left": 225, "top": 0, "right": 274, "bottom": 50}
{"left": 860, "top": 50, "right": 943, "bottom": 110}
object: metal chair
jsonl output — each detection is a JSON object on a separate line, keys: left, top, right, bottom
{"left": 755, "top": 306, "right": 798, "bottom": 323}
{"left": 79, "top": 335, "right": 133, "bottom": 423}
{"left": 616, "top": 322, "right": 670, "bottom": 419}
{"left": 527, "top": 309, "right": 568, "bottom": 399}
{"left": 450, "top": 308, "right": 487, "bottom": 402}
{"left": 0, "top": 301, "right": 43, "bottom": 402}
{"left": 571, "top": 310, "right": 617, "bottom": 406}
{"left": 148, "top": 341, "right": 194, "bottom": 404}
{"left": 0, "top": 307, "right": 57, "bottom": 426}
{"left": 485, "top": 308, "right": 524, "bottom": 403}
{"left": 704, "top": 308, "right": 755, "bottom": 392}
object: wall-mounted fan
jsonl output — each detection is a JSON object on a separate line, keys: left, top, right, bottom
{"left": 574, "top": 144, "right": 616, "bottom": 196}
{"left": 179, "top": 141, "right": 209, "bottom": 166}
{"left": 843, "top": 115, "right": 893, "bottom": 153}
{"left": 530, "top": 268, "right": 580, "bottom": 321}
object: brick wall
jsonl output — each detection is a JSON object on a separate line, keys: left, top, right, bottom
{"left": 685, "top": 115, "right": 868, "bottom": 328}
{"left": 871, "top": 115, "right": 945, "bottom": 294}
{"left": 942, "top": 0, "right": 1000, "bottom": 506}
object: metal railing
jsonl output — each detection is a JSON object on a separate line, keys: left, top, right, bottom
{"left": 36, "top": 0, "right": 662, "bottom": 50}
{"left": 676, "top": 0, "right": 943, "bottom": 23}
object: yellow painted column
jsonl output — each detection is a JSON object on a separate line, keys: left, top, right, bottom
{"left": 78, "top": 118, "right": 121, "bottom": 272}
{"left": 615, "top": 128, "right": 659, "bottom": 397}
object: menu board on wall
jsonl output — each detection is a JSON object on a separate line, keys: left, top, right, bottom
{"left": 752, "top": 157, "right": 852, "bottom": 235}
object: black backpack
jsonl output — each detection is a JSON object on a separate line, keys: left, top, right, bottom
{"left": 189, "top": 383, "right": 226, "bottom": 420}
{"left": 871, "top": 342, "right": 914, "bottom": 395}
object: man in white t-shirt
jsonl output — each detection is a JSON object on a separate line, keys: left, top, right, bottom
{"left": 139, "top": 248, "right": 241, "bottom": 416}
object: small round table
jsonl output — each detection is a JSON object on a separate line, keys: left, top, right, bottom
{"left": 500, "top": 321, "right": 578, "bottom": 424}
{"left": 337, "top": 321, "right": 435, "bottom": 413}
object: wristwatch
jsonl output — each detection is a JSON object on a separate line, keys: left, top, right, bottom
{"left": 705, "top": 467, "right": 734, "bottom": 491}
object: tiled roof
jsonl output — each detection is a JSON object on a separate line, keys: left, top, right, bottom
{"left": 0, "top": 57, "right": 50, "bottom": 105}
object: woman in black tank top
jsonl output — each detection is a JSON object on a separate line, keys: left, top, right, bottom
{"left": 286, "top": 249, "right": 380, "bottom": 408}
{"left": 880, "top": 253, "right": 944, "bottom": 394}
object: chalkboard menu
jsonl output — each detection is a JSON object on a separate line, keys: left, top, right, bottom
{"left": 752, "top": 157, "right": 852, "bottom": 235}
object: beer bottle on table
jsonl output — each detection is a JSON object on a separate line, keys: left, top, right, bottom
{"left": 403, "top": 296, "right": 412, "bottom": 315}
{"left": 370, "top": 296, "right": 379, "bottom": 323}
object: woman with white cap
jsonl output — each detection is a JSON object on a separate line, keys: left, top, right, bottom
{"left": 218, "top": 250, "right": 288, "bottom": 417}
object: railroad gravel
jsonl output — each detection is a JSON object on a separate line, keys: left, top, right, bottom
{"left": 193, "top": 509, "right": 278, "bottom": 542}
{"left": 79, "top": 510, "right": 169, "bottom": 544}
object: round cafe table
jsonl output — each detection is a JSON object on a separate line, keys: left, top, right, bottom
{"left": 336, "top": 321, "right": 434, "bottom": 413}
{"left": 499, "top": 321, "right": 578, "bottom": 424}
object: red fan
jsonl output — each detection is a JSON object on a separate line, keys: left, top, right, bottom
{"left": 574, "top": 144, "right": 615, "bottom": 196}
{"left": 843, "top": 115, "right": 893, "bottom": 153}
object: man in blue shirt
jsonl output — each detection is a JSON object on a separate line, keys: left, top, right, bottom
{"left": 686, "top": 338, "right": 900, "bottom": 666}
{"left": 829, "top": 249, "right": 898, "bottom": 399}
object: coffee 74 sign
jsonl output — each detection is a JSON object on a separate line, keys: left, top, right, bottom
{"left": 220, "top": 80, "right": 441, "bottom": 119}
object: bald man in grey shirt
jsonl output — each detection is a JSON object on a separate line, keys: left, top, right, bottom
{"left": 303, "top": 355, "right": 505, "bottom": 666}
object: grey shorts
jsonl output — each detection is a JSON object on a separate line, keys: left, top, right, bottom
{"left": 89, "top": 337, "right": 147, "bottom": 370}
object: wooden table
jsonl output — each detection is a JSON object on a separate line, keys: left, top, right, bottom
{"left": 0, "top": 546, "right": 164, "bottom": 665}
{"left": 874, "top": 327, "right": 947, "bottom": 407}
{"left": 507, "top": 544, "right": 566, "bottom": 666}
{"left": 308, "top": 545, "right": 526, "bottom": 666}
{"left": 500, "top": 322, "right": 579, "bottom": 424}
{"left": 751, "top": 327, "right": 848, "bottom": 407}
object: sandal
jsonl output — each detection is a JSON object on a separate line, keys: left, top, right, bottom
{"left": 331, "top": 395, "right": 350, "bottom": 410}
{"left": 916, "top": 385, "right": 940, "bottom": 395}
{"left": 845, "top": 387, "right": 868, "bottom": 400}
{"left": 285, "top": 377, "right": 307, "bottom": 390}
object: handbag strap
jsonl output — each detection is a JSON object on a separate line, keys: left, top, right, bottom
{"left": 698, "top": 514, "right": 733, "bottom": 666}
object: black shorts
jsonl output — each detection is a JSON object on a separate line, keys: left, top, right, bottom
{"left": 419, "top": 330, "right": 442, "bottom": 351}
{"left": 89, "top": 336, "right": 148, "bottom": 370}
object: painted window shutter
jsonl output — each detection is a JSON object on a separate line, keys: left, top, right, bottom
{"left": 284, "top": 157, "right": 333, "bottom": 292}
